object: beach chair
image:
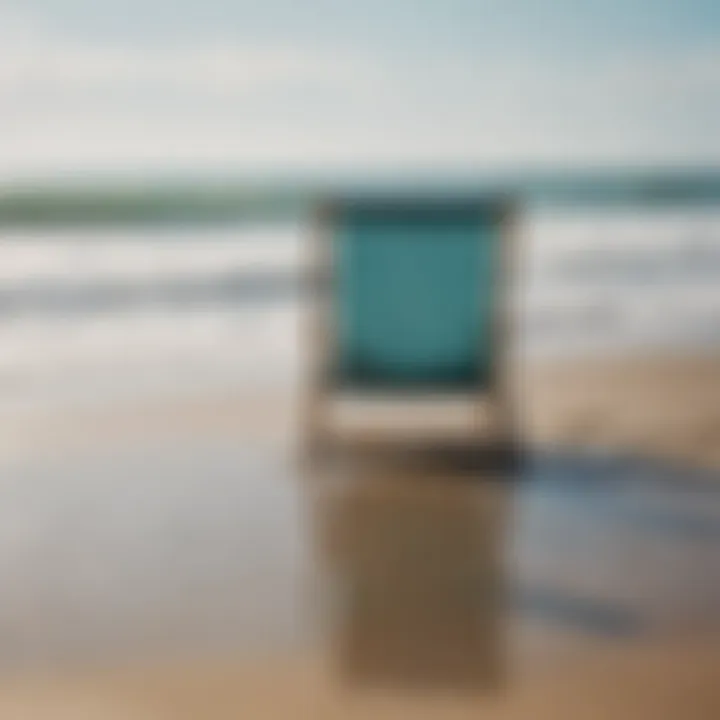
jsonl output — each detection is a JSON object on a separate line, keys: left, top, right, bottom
{"left": 304, "top": 196, "right": 518, "bottom": 466}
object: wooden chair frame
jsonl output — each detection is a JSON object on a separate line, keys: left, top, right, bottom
{"left": 302, "top": 196, "right": 520, "bottom": 464}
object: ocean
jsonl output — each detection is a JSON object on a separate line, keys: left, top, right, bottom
{"left": 1, "top": 209, "right": 720, "bottom": 413}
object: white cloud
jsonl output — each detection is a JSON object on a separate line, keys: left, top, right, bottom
{"left": 0, "top": 8, "right": 719, "bottom": 179}
{"left": 0, "top": 20, "right": 372, "bottom": 97}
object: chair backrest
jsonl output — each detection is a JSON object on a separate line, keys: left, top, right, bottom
{"left": 319, "top": 198, "right": 512, "bottom": 394}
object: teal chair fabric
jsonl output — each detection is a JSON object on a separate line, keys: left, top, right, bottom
{"left": 332, "top": 201, "right": 503, "bottom": 392}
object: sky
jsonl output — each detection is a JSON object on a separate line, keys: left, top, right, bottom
{"left": 1, "top": 0, "right": 719, "bottom": 182}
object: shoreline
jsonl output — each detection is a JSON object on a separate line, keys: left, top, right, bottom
{"left": 2, "top": 351, "right": 718, "bottom": 471}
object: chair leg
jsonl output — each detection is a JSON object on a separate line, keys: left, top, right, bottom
{"left": 483, "top": 398, "right": 521, "bottom": 475}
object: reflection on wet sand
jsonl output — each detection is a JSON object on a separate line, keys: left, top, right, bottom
{"left": 307, "top": 460, "right": 511, "bottom": 694}
{"left": 0, "top": 423, "right": 719, "bottom": 717}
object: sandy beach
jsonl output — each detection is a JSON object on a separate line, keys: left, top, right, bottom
{"left": 0, "top": 223, "right": 719, "bottom": 717}
{"left": 0, "top": 358, "right": 718, "bottom": 718}
{"left": 4, "top": 351, "right": 719, "bottom": 470}
{"left": 525, "top": 352, "right": 720, "bottom": 469}
{"left": 0, "top": 350, "right": 717, "bottom": 717}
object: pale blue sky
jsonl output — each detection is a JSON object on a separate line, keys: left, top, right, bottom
{"left": 1, "top": 0, "right": 719, "bottom": 180}
{"left": 13, "top": 0, "right": 720, "bottom": 50}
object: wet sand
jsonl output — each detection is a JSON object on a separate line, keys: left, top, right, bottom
{"left": 0, "top": 352, "right": 718, "bottom": 717}
{"left": 5, "top": 352, "right": 720, "bottom": 468}
{"left": 525, "top": 353, "right": 720, "bottom": 469}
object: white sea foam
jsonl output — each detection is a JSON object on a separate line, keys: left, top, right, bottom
{"left": 1, "top": 212, "right": 719, "bottom": 411}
